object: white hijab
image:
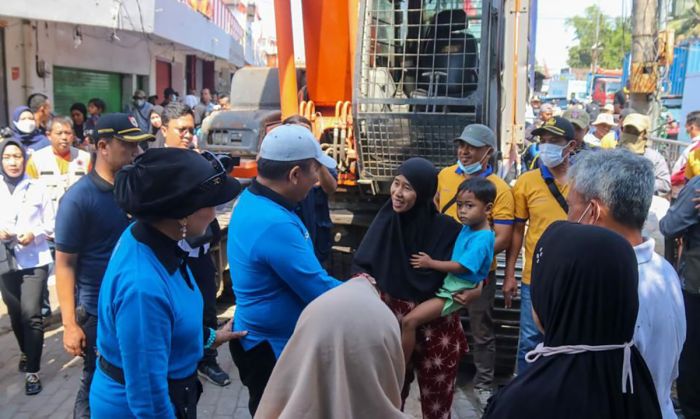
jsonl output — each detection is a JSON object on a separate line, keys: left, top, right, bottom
{"left": 255, "top": 278, "right": 408, "bottom": 419}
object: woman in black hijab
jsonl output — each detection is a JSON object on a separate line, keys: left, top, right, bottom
{"left": 353, "top": 157, "right": 474, "bottom": 419}
{"left": 146, "top": 105, "right": 165, "bottom": 149}
{"left": 484, "top": 221, "right": 661, "bottom": 419}
{"left": 70, "top": 103, "right": 87, "bottom": 146}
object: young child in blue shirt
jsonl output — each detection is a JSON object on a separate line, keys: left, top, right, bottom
{"left": 404, "top": 177, "right": 496, "bottom": 362}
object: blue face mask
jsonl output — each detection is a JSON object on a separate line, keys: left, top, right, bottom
{"left": 457, "top": 148, "right": 491, "bottom": 175}
{"left": 539, "top": 143, "right": 568, "bottom": 168}
{"left": 457, "top": 160, "right": 483, "bottom": 175}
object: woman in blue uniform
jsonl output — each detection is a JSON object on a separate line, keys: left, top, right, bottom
{"left": 89, "top": 148, "right": 244, "bottom": 418}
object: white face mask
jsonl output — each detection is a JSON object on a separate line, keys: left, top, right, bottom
{"left": 135, "top": 99, "right": 146, "bottom": 107}
{"left": 14, "top": 119, "right": 36, "bottom": 134}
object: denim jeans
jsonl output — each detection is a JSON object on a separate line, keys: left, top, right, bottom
{"left": 516, "top": 283, "right": 543, "bottom": 375}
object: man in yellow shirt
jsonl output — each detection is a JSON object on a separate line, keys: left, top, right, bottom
{"left": 505, "top": 116, "right": 574, "bottom": 374}
{"left": 26, "top": 117, "right": 92, "bottom": 209}
{"left": 437, "top": 124, "right": 514, "bottom": 406}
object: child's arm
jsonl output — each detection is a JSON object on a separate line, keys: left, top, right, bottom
{"left": 410, "top": 252, "right": 468, "bottom": 274}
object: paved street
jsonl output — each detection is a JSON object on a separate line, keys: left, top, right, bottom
{"left": 0, "top": 285, "right": 483, "bottom": 419}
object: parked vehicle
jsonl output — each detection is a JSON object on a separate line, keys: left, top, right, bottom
{"left": 203, "top": 0, "right": 536, "bottom": 373}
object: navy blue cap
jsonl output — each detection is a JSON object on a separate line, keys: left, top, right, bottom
{"left": 97, "top": 113, "right": 154, "bottom": 142}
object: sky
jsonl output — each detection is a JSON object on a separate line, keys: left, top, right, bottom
{"left": 536, "top": 0, "right": 633, "bottom": 72}
{"left": 255, "top": 0, "right": 634, "bottom": 69}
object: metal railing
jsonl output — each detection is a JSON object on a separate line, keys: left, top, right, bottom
{"left": 649, "top": 136, "right": 686, "bottom": 170}
{"left": 355, "top": 0, "right": 489, "bottom": 180}
{"left": 357, "top": 0, "right": 485, "bottom": 113}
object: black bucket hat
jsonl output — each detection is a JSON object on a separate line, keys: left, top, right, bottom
{"left": 115, "top": 148, "right": 241, "bottom": 219}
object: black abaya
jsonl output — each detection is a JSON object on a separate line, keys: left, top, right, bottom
{"left": 352, "top": 157, "right": 461, "bottom": 302}
{"left": 484, "top": 222, "right": 661, "bottom": 419}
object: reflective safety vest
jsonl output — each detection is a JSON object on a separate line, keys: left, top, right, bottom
{"left": 31, "top": 146, "right": 91, "bottom": 206}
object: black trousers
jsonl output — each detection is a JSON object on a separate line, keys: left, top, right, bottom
{"left": 188, "top": 253, "right": 219, "bottom": 364}
{"left": 0, "top": 266, "right": 48, "bottom": 373}
{"left": 229, "top": 340, "right": 277, "bottom": 417}
{"left": 679, "top": 290, "right": 700, "bottom": 419}
{"left": 73, "top": 307, "right": 97, "bottom": 419}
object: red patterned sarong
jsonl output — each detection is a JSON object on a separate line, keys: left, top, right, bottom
{"left": 382, "top": 292, "right": 468, "bottom": 419}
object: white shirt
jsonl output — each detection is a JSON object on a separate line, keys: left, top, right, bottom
{"left": 0, "top": 176, "right": 55, "bottom": 269}
{"left": 672, "top": 135, "right": 700, "bottom": 174}
{"left": 633, "top": 238, "right": 686, "bottom": 419}
{"left": 583, "top": 133, "right": 601, "bottom": 147}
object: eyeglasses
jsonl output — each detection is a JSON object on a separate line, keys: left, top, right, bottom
{"left": 198, "top": 151, "right": 227, "bottom": 191}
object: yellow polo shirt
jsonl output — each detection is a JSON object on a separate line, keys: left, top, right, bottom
{"left": 600, "top": 132, "right": 618, "bottom": 149}
{"left": 26, "top": 149, "right": 92, "bottom": 179}
{"left": 512, "top": 167, "right": 569, "bottom": 285}
{"left": 437, "top": 164, "right": 515, "bottom": 272}
{"left": 686, "top": 145, "right": 700, "bottom": 179}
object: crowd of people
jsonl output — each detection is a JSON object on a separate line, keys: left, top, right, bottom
{"left": 0, "top": 87, "right": 237, "bottom": 414}
{"left": 0, "top": 84, "right": 698, "bottom": 419}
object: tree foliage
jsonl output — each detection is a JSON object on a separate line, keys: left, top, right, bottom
{"left": 566, "top": 5, "right": 631, "bottom": 69}
{"left": 669, "top": 0, "right": 700, "bottom": 42}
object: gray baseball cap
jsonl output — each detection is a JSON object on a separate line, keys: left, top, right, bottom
{"left": 454, "top": 124, "right": 497, "bottom": 149}
{"left": 259, "top": 124, "right": 336, "bottom": 169}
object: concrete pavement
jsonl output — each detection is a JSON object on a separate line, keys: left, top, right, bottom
{"left": 0, "top": 285, "right": 483, "bottom": 419}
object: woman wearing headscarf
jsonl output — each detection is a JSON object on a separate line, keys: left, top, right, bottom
{"left": 483, "top": 222, "right": 661, "bottom": 419}
{"left": 88, "top": 148, "right": 246, "bottom": 418}
{"left": 353, "top": 157, "right": 475, "bottom": 419}
{"left": 10, "top": 106, "right": 50, "bottom": 154}
{"left": 147, "top": 105, "right": 165, "bottom": 149}
{"left": 255, "top": 276, "right": 408, "bottom": 419}
{"left": 0, "top": 138, "right": 54, "bottom": 395}
{"left": 70, "top": 103, "right": 88, "bottom": 146}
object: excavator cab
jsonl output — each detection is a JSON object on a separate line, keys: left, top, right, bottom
{"left": 355, "top": 0, "right": 493, "bottom": 183}
{"left": 416, "top": 8, "right": 479, "bottom": 98}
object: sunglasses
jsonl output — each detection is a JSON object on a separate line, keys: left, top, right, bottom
{"left": 198, "top": 151, "right": 228, "bottom": 191}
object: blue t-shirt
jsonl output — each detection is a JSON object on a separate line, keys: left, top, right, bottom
{"left": 91, "top": 223, "right": 203, "bottom": 418}
{"left": 229, "top": 181, "right": 341, "bottom": 358}
{"left": 451, "top": 225, "right": 495, "bottom": 283}
{"left": 54, "top": 171, "right": 130, "bottom": 315}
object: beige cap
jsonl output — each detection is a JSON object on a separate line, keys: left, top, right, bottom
{"left": 602, "top": 104, "right": 614, "bottom": 113}
{"left": 592, "top": 113, "right": 615, "bottom": 127}
{"left": 622, "top": 113, "right": 650, "bottom": 132}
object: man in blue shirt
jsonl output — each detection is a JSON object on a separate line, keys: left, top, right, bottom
{"left": 228, "top": 124, "right": 342, "bottom": 416}
{"left": 282, "top": 115, "right": 338, "bottom": 265}
{"left": 54, "top": 113, "right": 153, "bottom": 419}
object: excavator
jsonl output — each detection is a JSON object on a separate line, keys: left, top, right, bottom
{"left": 204, "top": 0, "right": 535, "bottom": 373}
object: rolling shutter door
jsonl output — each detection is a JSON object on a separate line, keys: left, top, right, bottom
{"left": 53, "top": 67, "right": 122, "bottom": 116}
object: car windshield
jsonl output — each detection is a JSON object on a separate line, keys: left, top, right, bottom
{"left": 605, "top": 81, "right": 621, "bottom": 93}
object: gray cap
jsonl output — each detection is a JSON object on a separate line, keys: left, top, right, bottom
{"left": 259, "top": 124, "right": 336, "bottom": 169}
{"left": 454, "top": 124, "right": 497, "bottom": 149}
